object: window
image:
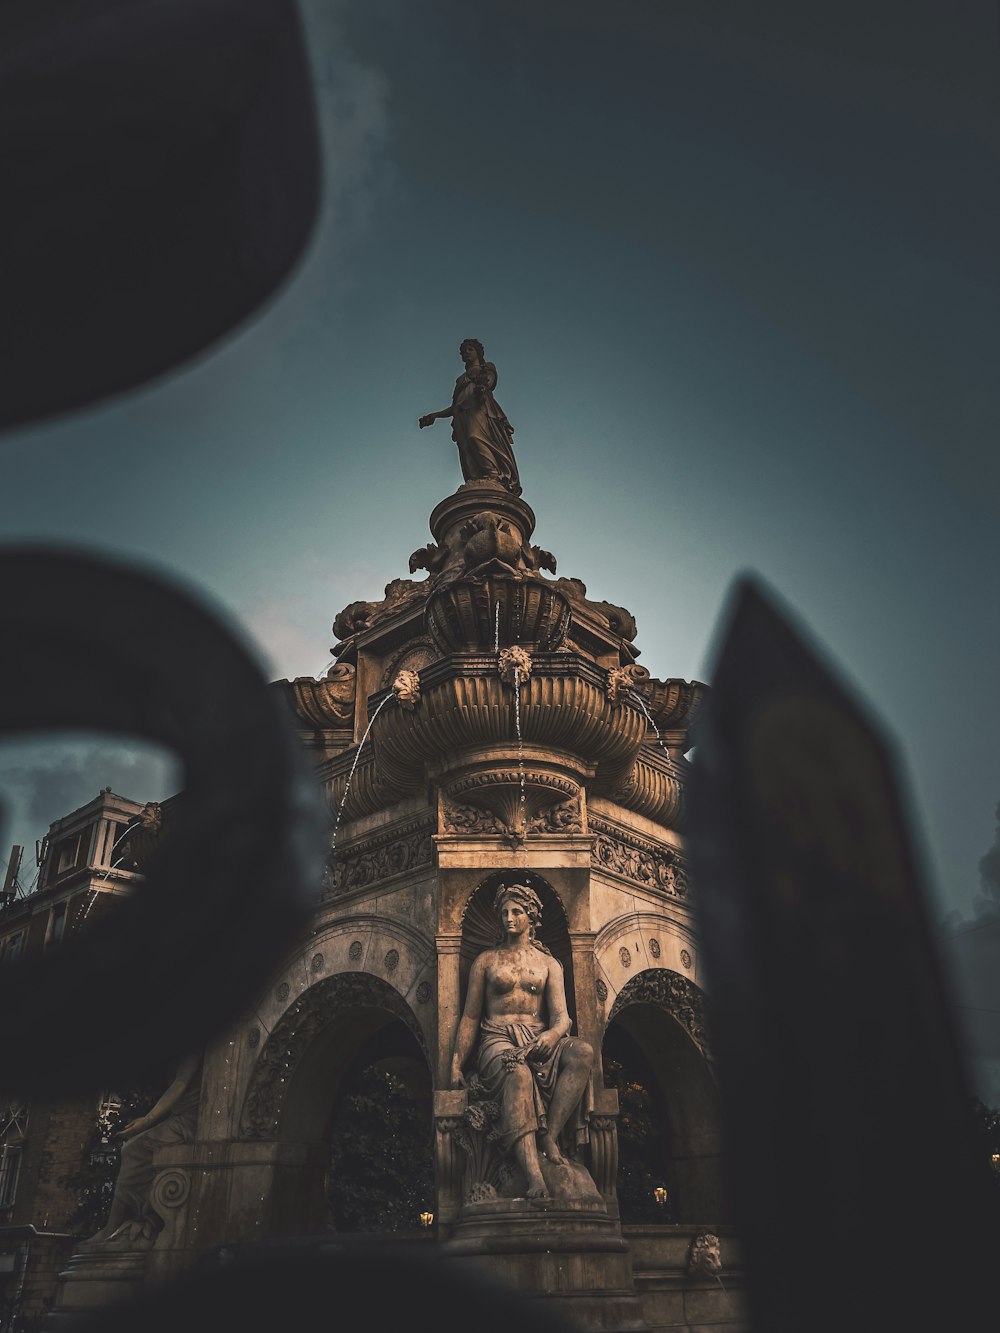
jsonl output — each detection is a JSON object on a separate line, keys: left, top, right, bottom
{"left": 55, "top": 834, "right": 84, "bottom": 875}
{"left": 47, "top": 902, "right": 67, "bottom": 948}
{"left": 0, "top": 1145, "right": 21, "bottom": 1209}
{"left": 2, "top": 932, "right": 24, "bottom": 965}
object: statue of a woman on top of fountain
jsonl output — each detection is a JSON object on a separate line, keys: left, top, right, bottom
{"left": 419, "top": 340, "right": 521, "bottom": 495}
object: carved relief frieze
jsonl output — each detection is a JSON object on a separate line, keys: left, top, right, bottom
{"left": 441, "top": 799, "right": 508, "bottom": 835}
{"left": 589, "top": 818, "right": 689, "bottom": 898}
{"left": 525, "top": 797, "right": 583, "bottom": 834}
{"left": 324, "top": 818, "right": 435, "bottom": 898}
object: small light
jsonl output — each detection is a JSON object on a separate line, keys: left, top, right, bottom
{"left": 653, "top": 1186, "right": 668, "bottom": 1207}
{"left": 419, "top": 1211, "right": 434, "bottom": 1228}
{"left": 991, "top": 1153, "right": 1000, "bottom": 1170}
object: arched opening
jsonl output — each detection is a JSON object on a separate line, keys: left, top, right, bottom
{"left": 325, "top": 1021, "right": 434, "bottom": 1232}
{"left": 603, "top": 970, "right": 728, "bottom": 1223}
{"left": 241, "top": 974, "right": 433, "bottom": 1237}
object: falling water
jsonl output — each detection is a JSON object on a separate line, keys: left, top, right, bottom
{"left": 75, "top": 821, "right": 141, "bottom": 933}
{"left": 331, "top": 691, "right": 396, "bottom": 856}
{"left": 629, "top": 688, "right": 674, "bottom": 764}
{"left": 513, "top": 665, "right": 527, "bottom": 846}
{"left": 494, "top": 598, "right": 501, "bottom": 654}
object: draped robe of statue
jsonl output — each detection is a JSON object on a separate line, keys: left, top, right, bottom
{"left": 450, "top": 363, "right": 520, "bottom": 493}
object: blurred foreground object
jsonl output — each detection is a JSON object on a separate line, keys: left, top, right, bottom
{"left": 0, "top": 547, "right": 326, "bottom": 1096}
{"left": 688, "top": 579, "right": 998, "bottom": 1331}
{"left": 0, "top": 0, "right": 319, "bottom": 429}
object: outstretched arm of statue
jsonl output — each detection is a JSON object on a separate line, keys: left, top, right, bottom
{"left": 119, "top": 1051, "right": 200, "bottom": 1139}
{"left": 450, "top": 954, "right": 487, "bottom": 1088}
{"left": 529, "top": 957, "right": 572, "bottom": 1062}
{"left": 418, "top": 407, "right": 453, "bottom": 428}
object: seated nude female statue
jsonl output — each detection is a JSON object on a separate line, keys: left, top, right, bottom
{"left": 450, "top": 884, "right": 593, "bottom": 1200}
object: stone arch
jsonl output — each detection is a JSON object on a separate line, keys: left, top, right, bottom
{"left": 240, "top": 972, "right": 428, "bottom": 1141}
{"left": 459, "top": 869, "right": 574, "bottom": 1022}
{"left": 604, "top": 969, "right": 726, "bottom": 1222}
{"left": 239, "top": 972, "right": 433, "bottom": 1236}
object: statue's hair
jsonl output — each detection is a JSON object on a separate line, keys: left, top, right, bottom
{"left": 494, "top": 883, "right": 551, "bottom": 954}
{"left": 460, "top": 338, "right": 486, "bottom": 363}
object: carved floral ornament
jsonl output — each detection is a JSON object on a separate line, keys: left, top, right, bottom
{"left": 325, "top": 820, "right": 435, "bottom": 898}
{"left": 590, "top": 821, "right": 689, "bottom": 896}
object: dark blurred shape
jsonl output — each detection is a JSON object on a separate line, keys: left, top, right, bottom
{"left": 688, "top": 578, "right": 998, "bottom": 1332}
{"left": 0, "top": 547, "right": 326, "bottom": 1097}
{"left": 0, "top": 0, "right": 319, "bottom": 430}
{"left": 78, "top": 1238, "right": 572, "bottom": 1333}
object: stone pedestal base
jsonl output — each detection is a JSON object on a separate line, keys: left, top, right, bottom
{"left": 45, "top": 1246, "right": 150, "bottom": 1327}
{"left": 443, "top": 1198, "right": 646, "bottom": 1333}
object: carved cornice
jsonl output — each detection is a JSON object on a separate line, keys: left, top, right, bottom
{"left": 633, "top": 677, "right": 707, "bottom": 743}
{"left": 590, "top": 817, "right": 690, "bottom": 899}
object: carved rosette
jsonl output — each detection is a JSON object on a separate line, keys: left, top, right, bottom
{"left": 425, "top": 576, "right": 570, "bottom": 652}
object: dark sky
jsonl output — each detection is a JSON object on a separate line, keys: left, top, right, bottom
{"left": 2, "top": 0, "right": 998, "bottom": 1078}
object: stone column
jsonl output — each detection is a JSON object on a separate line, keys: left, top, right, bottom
{"left": 434, "top": 932, "right": 463, "bottom": 1087}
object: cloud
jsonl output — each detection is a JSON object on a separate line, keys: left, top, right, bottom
{"left": 975, "top": 800, "right": 1000, "bottom": 918}
{"left": 0, "top": 737, "right": 179, "bottom": 863}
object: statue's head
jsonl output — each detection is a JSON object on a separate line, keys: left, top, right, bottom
{"left": 494, "top": 882, "right": 543, "bottom": 939}
{"left": 460, "top": 338, "right": 485, "bottom": 365}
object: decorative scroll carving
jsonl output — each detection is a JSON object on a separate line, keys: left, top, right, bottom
{"left": 409, "top": 541, "right": 450, "bottom": 576}
{"left": 590, "top": 820, "right": 690, "bottom": 897}
{"left": 551, "top": 577, "right": 638, "bottom": 643}
{"left": 606, "top": 664, "right": 651, "bottom": 705}
{"left": 442, "top": 800, "right": 508, "bottom": 835}
{"left": 150, "top": 1168, "right": 190, "bottom": 1212}
{"left": 595, "top": 978, "right": 608, "bottom": 1002}
{"left": 526, "top": 798, "right": 582, "bottom": 834}
{"left": 332, "top": 578, "right": 426, "bottom": 651}
{"left": 609, "top": 969, "right": 711, "bottom": 1064}
{"left": 325, "top": 819, "right": 435, "bottom": 898}
{"left": 279, "top": 665, "right": 356, "bottom": 732}
{"left": 242, "top": 973, "right": 427, "bottom": 1139}
{"left": 446, "top": 770, "right": 578, "bottom": 833}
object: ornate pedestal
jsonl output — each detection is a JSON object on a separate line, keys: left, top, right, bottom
{"left": 444, "top": 1198, "right": 646, "bottom": 1333}
{"left": 46, "top": 1246, "right": 149, "bottom": 1327}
